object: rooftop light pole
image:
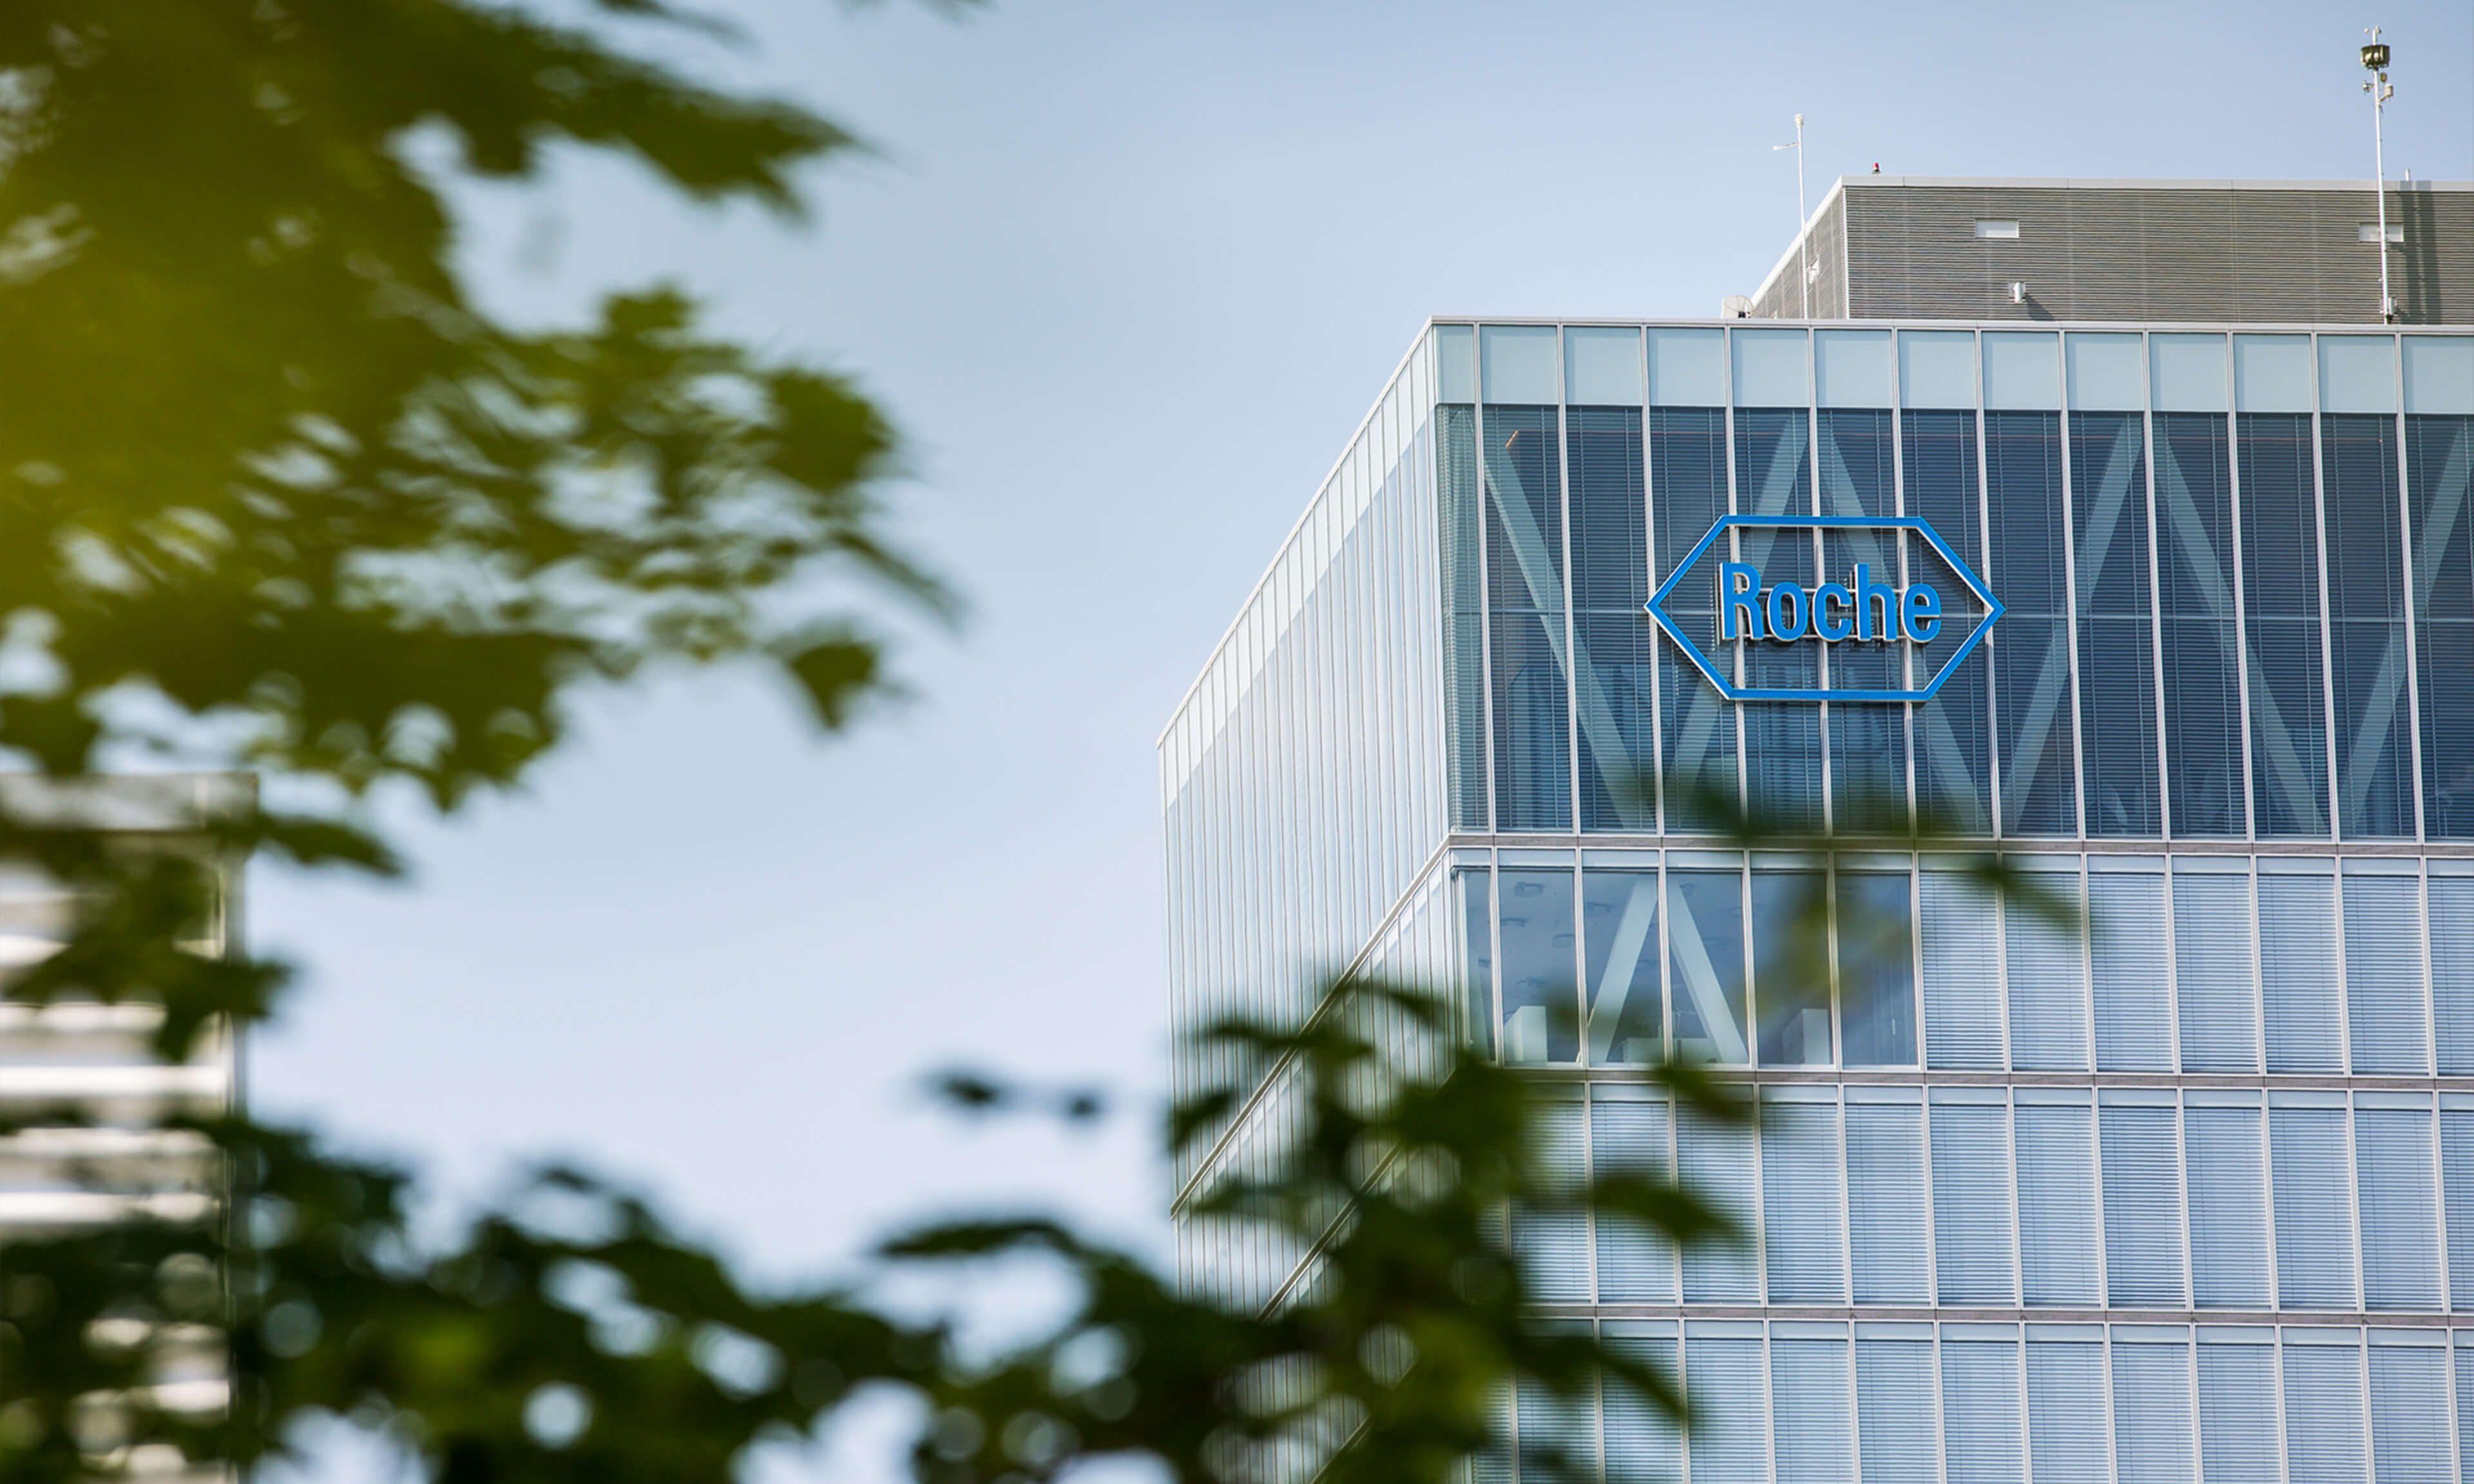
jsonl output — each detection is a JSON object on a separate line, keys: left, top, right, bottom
{"left": 1774, "top": 113, "right": 1809, "bottom": 318}
{"left": 2363, "top": 28, "right": 2397, "bottom": 322}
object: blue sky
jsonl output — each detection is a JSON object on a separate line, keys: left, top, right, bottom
{"left": 248, "top": 0, "right": 2473, "bottom": 1293}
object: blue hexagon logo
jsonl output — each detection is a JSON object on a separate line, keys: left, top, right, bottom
{"left": 1644, "top": 515, "right": 2001, "bottom": 703}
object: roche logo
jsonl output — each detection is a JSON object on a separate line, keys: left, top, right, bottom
{"left": 1645, "top": 515, "right": 2000, "bottom": 703}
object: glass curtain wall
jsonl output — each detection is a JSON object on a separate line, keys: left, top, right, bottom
{"left": 1424, "top": 327, "right": 2474, "bottom": 846}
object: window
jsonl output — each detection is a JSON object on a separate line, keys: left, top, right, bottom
{"left": 2359, "top": 222, "right": 2404, "bottom": 243}
{"left": 1977, "top": 218, "right": 2022, "bottom": 239}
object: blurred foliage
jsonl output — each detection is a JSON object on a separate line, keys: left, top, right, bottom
{"left": 0, "top": 2, "right": 2066, "bottom": 1481}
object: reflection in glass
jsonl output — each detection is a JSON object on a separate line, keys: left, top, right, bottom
{"left": 1568, "top": 407, "right": 1654, "bottom": 831}
{"left": 2153, "top": 413, "right": 2245, "bottom": 835}
{"left": 1906, "top": 409, "right": 1993, "bottom": 833}
{"left": 2070, "top": 411, "right": 2161, "bottom": 835}
{"left": 1821, "top": 408, "right": 1912, "bottom": 834}
{"left": 2238, "top": 414, "right": 2331, "bottom": 836}
{"left": 1482, "top": 406, "right": 1570, "bottom": 831}
{"left": 1667, "top": 868, "right": 1749, "bottom": 1064}
{"left": 1651, "top": 408, "right": 1738, "bottom": 829}
{"left": 1734, "top": 408, "right": 1822, "bottom": 829}
{"left": 2406, "top": 414, "right": 2474, "bottom": 837}
{"left": 1754, "top": 870, "right": 1831, "bottom": 1065}
{"left": 1497, "top": 869, "right": 1576, "bottom": 1064}
{"left": 1987, "top": 411, "right": 2078, "bottom": 835}
{"left": 2321, "top": 414, "right": 2412, "bottom": 838}
{"left": 1582, "top": 869, "right": 1662, "bottom": 1064}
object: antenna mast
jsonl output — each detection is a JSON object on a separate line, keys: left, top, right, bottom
{"left": 1774, "top": 115, "right": 1809, "bottom": 318}
{"left": 2363, "top": 29, "right": 2397, "bottom": 322}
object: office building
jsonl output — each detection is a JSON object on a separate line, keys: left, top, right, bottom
{"left": 1162, "top": 178, "right": 2474, "bottom": 1480}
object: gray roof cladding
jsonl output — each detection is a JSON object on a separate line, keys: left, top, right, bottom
{"left": 1748, "top": 176, "right": 2474, "bottom": 327}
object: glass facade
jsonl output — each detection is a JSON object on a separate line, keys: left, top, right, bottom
{"left": 1164, "top": 323, "right": 2474, "bottom": 1479}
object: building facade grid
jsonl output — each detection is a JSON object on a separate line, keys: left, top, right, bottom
{"left": 1165, "top": 318, "right": 2474, "bottom": 1482}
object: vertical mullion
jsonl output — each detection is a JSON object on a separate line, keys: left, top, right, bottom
{"left": 1645, "top": 335, "right": 1669, "bottom": 835}
{"left": 2309, "top": 336, "right": 2341, "bottom": 841}
{"left": 1560, "top": 336, "right": 1581, "bottom": 842}
{"left": 1812, "top": 335, "right": 1835, "bottom": 837}
{"left": 1475, "top": 391, "right": 1499, "bottom": 833}
{"left": 1975, "top": 332, "right": 2005, "bottom": 837}
{"left": 2227, "top": 365, "right": 2258, "bottom": 844}
{"left": 2143, "top": 338, "right": 2174, "bottom": 840}
{"left": 1892, "top": 351, "right": 1919, "bottom": 832}
{"left": 1726, "top": 330, "right": 1749, "bottom": 823}
{"left": 2394, "top": 335, "right": 2428, "bottom": 845}
{"left": 2057, "top": 387, "right": 2090, "bottom": 836}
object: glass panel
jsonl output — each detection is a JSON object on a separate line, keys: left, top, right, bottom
{"left": 1490, "top": 608, "right": 1571, "bottom": 833}
{"left": 1668, "top": 868, "right": 1749, "bottom": 1065}
{"left": 2446, "top": 1109, "right": 2474, "bottom": 1311}
{"left": 1857, "top": 1337, "right": 1939, "bottom": 1480}
{"left": 1686, "top": 1335, "right": 1769, "bottom": 1482}
{"left": 2026, "top": 1336, "right": 2109, "bottom": 1483}
{"left": 1923, "top": 870, "right": 2004, "bottom": 1069}
{"left": 1591, "top": 1098, "right": 1676, "bottom": 1302}
{"left": 2238, "top": 413, "right": 2332, "bottom": 837}
{"left": 2176, "top": 868, "right": 2261, "bottom": 1073}
{"left": 2357, "top": 1104, "right": 2442, "bottom": 1311}
{"left": 2406, "top": 414, "right": 2474, "bottom": 837}
{"left": 1905, "top": 409, "right": 1994, "bottom": 833}
{"left": 1582, "top": 868, "right": 1662, "bottom": 1065}
{"left": 1439, "top": 406, "right": 1488, "bottom": 830}
{"left": 1511, "top": 1100, "right": 1588, "bottom": 1302}
{"left": 2091, "top": 870, "right": 2174, "bottom": 1071}
{"left": 2006, "top": 870, "right": 2089, "bottom": 1072}
{"left": 1846, "top": 1100, "right": 1930, "bottom": 1303}
{"left": 2196, "top": 1337, "right": 2281, "bottom": 1483}
{"left": 1762, "top": 1098, "right": 1846, "bottom": 1302}
{"left": 2271, "top": 1103, "right": 2359, "bottom": 1308}
{"left": 1932, "top": 1099, "right": 2019, "bottom": 1304}
{"left": 2366, "top": 1342, "right": 2451, "bottom": 1484}
{"left": 1479, "top": 323, "right": 1558, "bottom": 403}
{"left": 1563, "top": 325, "right": 1642, "bottom": 405}
{"left": 2015, "top": 1101, "right": 2101, "bottom": 1305}
{"left": 1838, "top": 871, "right": 1917, "bottom": 1067}
{"left": 1602, "top": 1331, "right": 1683, "bottom": 1479}
{"left": 1648, "top": 326, "right": 1726, "bottom": 408}
{"left": 2102, "top": 1102, "right": 2191, "bottom": 1306}
{"left": 1514, "top": 1371, "right": 1589, "bottom": 1482}
{"left": 2283, "top": 1338, "right": 2371, "bottom": 1483}
{"left": 1498, "top": 869, "right": 1577, "bottom": 1065}
{"left": 1678, "top": 1109, "right": 1759, "bottom": 1302}
{"left": 2185, "top": 1101, "right": 2272, "bottom": 1308}
{"left": 1650, "top": 408, "right": 1737, "bottom": 828}
{"left": 1752, "top": 870, "right": 1831, "bottom": 1067}
{"left": 2113, "top": 1337, "right": 2198, "bottom": 1484}
{"left": 2437, "top": 878, "right": 2474, "bottom": 1076}
{"left": 1483, "top": 405, "right": 1570, "bottom": 832}
{"left": 1820, "top": 407, "right": 1908, "bottom": 830}
{"left": 2153, "top": 412, "right": 2245, "bottom": 836}
{"left": 1941, "top": 1335, "right": 2027, "bottom": 1483}
{"left": 1459, "top": 866, "right": 1494, "bottom": 1056}
{"left": 2322, "top": 414, "right": 2412, "bottom": 838}
{"left": 2261, "top": 870, "right": 2343, "bottom": 1072}
{"left": 2345, "top": 873, "right": 2431, "bottom": 1074}
{"left": 1568, "top": 406, "right": 1654, "bottom": 832}
{"left": 1734, "top": 408, "right": 1822, "bottom": 829}
{"left": 1986, "top": 411, "right": 2078, "bottom": 835}
{"left": 2071, "top": 410, "right": 2162, "bottom": 835}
